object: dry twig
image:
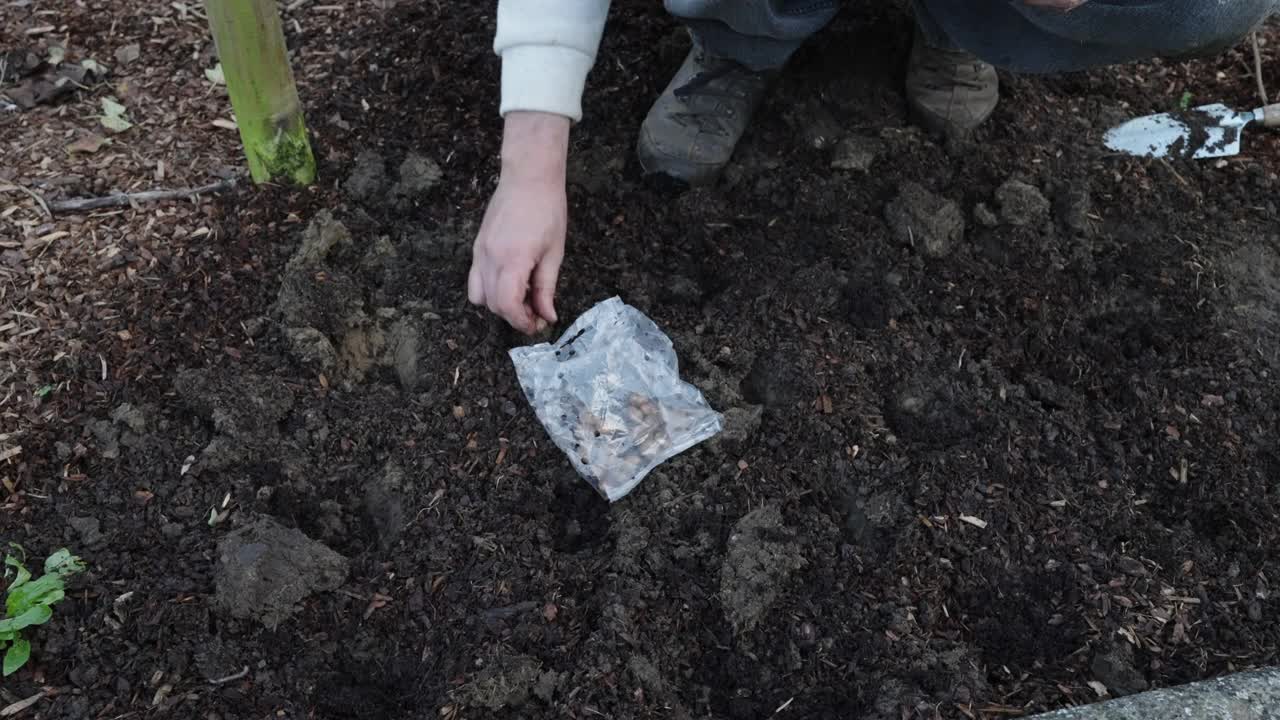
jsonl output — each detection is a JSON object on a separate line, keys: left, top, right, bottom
{"left": 0, "top": 183, "right": 52, "bottom": 220}
{"left": 45, "top": 179, "right": 236, "bottom": 213}
{"left": 0, "top": 691, "right": 45, "bottom": 717}
{"left": 208, "top": 666, "right": 250, "bottom": 685}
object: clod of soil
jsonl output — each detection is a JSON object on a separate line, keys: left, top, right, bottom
{"left": 973, "top": 201, "right": 999, "bottom": 227}
{"left": 173, "top": 367, "right": 294, "bottom": 439}
{"left": 342, "top": 150, "right": 441, "bottom": 207}
{"left": 214, "top": 515, "right": 350, "bottom": 629}
{"left": 87, "top": 418, "right": 121, "bottom": 459}
{"left": 830, "top": 134, "right": 881, "bottom": 171}
{"left": 1091, "top": 644, "right": 1150, "bottom": 697}
{"left": 626, "top": 655, "right": 693, "bottom": 717}
{"left": 344, "top": 149, "right": 389, "bottom": 202}
{"left": 1054, "top": 184, "right": 1094, "bottom": 236}
{"left": 285, "top": 326, "right": 338, "bottom": 371}
{"left": 451, "top": 652, "right": 546, "bottom": 710}
{"left": 387, "top": 317, "right": 428, "bottom": 391}
{"left": 364, "top": 461, "right": 408, "bottom": 549}
{"left": 276, "top": 261, "right": 365, "bottom": 336}
{"left": 393, "top": 152, "right": 442, "bottom": 198}
{"left": 67, "top": 516, "right": 104, "bottom": 547}
{"left": 276, "top": 213, "right": 454, "bottom": 384}
{"left": 995, "top": 178, "right": 1051, "bottom": 227}
{"left": 719, "top": 505, "right": 806, "bottom": 633}
{"left": 86, "top": 404, "right": 149, "bottom": 460}
{"left": 111, "top": 403, "right": 147, "bottom": 433}
{"left": 719, "top": 404, "right": 763, "bottom": 444}
{"left": 884, "top": 181, "right": 965, "bottom": 258}
{"left": 1222, "top": 241, "right": 1280, "bottom": 333}
{"left": 288, "top": 209, "right": 354, "bottom": 269}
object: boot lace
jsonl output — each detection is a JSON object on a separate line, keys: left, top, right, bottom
{"left": 669, "top": 56, "right": 763, "bottom": 136}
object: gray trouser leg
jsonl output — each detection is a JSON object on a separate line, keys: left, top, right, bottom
{"left": 662, "top": 0, "right": 1277, "bottom": 76}
{"left": 914, "top": 0, "right": 1279, "bottom": 73}
{"left": 664, "top": 0, "right": 842, "bottom": 71}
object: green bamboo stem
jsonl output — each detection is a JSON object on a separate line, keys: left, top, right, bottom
{"left": 205, "top": 0, "right": 316, "bottom": 185}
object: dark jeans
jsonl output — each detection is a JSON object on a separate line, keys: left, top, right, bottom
{"left": 666, "top": 0, "right": 1277, "bottom": 72}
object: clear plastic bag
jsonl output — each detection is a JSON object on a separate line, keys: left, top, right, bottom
{"left": 509, "top": 297, "right": 724, "bottom": 501}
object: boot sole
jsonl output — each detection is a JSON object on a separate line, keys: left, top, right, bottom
{"left": 906, "top": 96, "right": 998, "bottom": 139}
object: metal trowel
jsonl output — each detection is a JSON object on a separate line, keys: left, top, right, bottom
{"left": 1103, "top": 102, "right": 1280, "bottom": 159}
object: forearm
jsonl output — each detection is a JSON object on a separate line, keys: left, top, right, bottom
{"left": 500, "top": 111, "right": 570, "bottom": 183}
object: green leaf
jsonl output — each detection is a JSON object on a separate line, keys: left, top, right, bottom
{"left": 44, "top": 549, "right": 84, "bottom": 577}
{"left": 100, "top": 97, "right": 133, "bottom": 133}
{"left": 0, "top": 604, "right": 52, "bottom": 634}
{"left": 3, "top": 638, "right": 30, "bottom": 676}
{"left": 205, "top": 63, "right": 225, "bottom": 85}
{"left": 0, "top": 630, "right": 15, "bottom": 641}
{"left": 5, "top": 575, "right": 65, "bottom": 617}
{"left": 1178, "top": 90, "right": 1193, "bottom": 111}
{"left": 34, "top": 384, "right": 54, "bottom": 398}
{"left": 13, "top": 604, "right": 51, "bottom": 629}
{"left": 4, "top": 554, "right": 30, "bottom": 593}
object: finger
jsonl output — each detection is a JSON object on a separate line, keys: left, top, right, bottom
{"left": 491, "top": 265, "right": 538, "bottom": 334}
{"left": 467, "top": 261, "right": 484, "bottom": 306}
{"left": 530, "top": 250, "right": 563, "bottom": 324}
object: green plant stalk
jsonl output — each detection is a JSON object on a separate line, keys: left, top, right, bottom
{"left": 2, "top": 546, "right": 84, "bottom": 676}
{"left": 204, "top": 0, "right": 316, "bottom": 185}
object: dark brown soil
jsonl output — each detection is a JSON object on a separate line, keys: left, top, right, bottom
{"left": 5, "top": 4, "right": 1280, "bottom": 720}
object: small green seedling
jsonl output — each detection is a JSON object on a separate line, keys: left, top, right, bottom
{"left": 1, "top": 544, "right": 85, "bottom": 676}
{"left": 1178, "top": 90, "right": 1194, "bottom": 111}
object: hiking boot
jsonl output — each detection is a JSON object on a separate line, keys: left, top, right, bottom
{"left": 905, "top": 27, "right": 999, "bottom": 137}
{"left": 637, "top": 44, "right": 772, "bottom": 186}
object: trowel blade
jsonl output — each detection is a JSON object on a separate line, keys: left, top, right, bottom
{"left": 1103, "top": 103, "right": 1253, "bottom": 160}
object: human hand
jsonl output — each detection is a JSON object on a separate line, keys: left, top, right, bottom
{"left": 468, "top": 112, "right": 571, "bottom": 335}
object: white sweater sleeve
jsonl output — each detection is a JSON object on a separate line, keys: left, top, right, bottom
{"left": 494, "top": 0, "right": 611, "bottom": 122}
